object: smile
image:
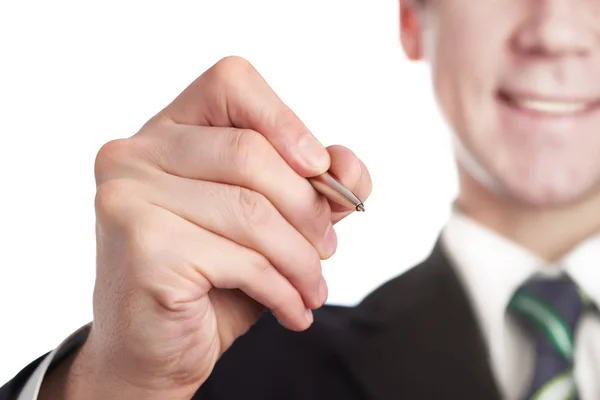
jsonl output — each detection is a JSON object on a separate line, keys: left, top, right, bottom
{"left": 498, "top": 91, "right": 600, "bottom": 116}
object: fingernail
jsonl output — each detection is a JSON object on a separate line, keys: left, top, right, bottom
{"left": 323, "top": 222, "right": 338, "bottom": 258}
{"left": 319, "top": 276, "right": 328, "bottom": 305}
{"left": 297, "top": 135, "right": 329, "bottom": 171}
{"left": 305, "top": 308, "right": 314, "bottom": 324}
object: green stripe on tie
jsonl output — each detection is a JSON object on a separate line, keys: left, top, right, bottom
{"left": 509, "top": 292, "right": 574, "bottom": 360}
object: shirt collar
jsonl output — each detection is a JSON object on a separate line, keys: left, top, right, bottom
{"left": 441, "top": 210, "right": 545, "bottom": 346}
{"left": 442, "top": 209, "right": 600, "bottom": 340}
{"left": 563, "top": 234, "right": 600, "bottom": 306}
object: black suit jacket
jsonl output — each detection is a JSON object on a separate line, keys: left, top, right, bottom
{"left": 1, "top": 241, "right": 502, "bottom": 399}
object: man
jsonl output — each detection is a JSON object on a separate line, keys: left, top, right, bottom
{"left": 2, "top": 0, "right": 600, "bottom": 398}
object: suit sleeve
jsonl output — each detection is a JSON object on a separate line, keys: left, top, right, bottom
{"left": 0, "top": 324, "right": 91, "bottom": 400}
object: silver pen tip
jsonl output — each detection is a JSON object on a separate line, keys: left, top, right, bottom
{"left": 356, "top": 203, "right": 365, "bottom": 212}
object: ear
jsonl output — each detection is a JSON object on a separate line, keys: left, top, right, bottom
{"left": 399, "top": 0, "right": 424, "bottom": 61}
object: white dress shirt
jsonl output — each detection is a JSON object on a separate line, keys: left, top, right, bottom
{"left": 17, "top": 211, "right": 600, "bottom": 399}
{"left": 442, "top": 211, "right": 600, "bottom": 400}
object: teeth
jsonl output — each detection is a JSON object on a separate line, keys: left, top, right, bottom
{"left": 514, "top": 98, "right": 588, "bottom": 114}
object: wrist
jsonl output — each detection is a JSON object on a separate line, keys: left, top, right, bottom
{"left": 39, "top": 328, "right": 201, "bottom": 400}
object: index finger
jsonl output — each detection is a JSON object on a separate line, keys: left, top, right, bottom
{"left": 156, "top": 56, "right": 330, "bottom": 178}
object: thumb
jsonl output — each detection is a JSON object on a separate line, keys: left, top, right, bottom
{"left": 157, "top": 56, "right": 330, "bottom": 177}
{"left": 326, "top": 145, "right": 373, "bottom": 224}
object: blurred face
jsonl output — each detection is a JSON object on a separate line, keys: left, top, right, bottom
{"left": 402, "top": 0, "right": 600, "bottom": 207}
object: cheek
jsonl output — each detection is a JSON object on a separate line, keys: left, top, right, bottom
{"left": 426, "top": 11, "right": 502, "bottom": 140}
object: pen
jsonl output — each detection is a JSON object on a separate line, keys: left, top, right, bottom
{"left": 308, "top": 171, "right": 365, "bottom": 212}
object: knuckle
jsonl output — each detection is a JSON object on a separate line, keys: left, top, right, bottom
{"left": 94, "top": 138, "right": 135, "bottom": 183}
{"left": 126, "top": 216, "right": 169, "bottom": 269}
{"left": 269, "top": 288, "right": 301, "bottom": 314}
{"left": 210, "top": 56, "right": 255, "bottom": 85}
{"left": 94, "top": 185, "right": 165, "bottom": 274}
{"left": 233, "top": 251, "right": 274, "bottom": 288}
{"left": 252, "top": 252, "right": 276, "bottom": 277}
{"left": 270, "top": 106, "right": 305, "bottom": 138}
{"left": 208, "top": 272, "right": 229, "bottom": 290}
{"left": 94, "top": 179, "right": 139, "bottom": 224}
{"left": 294, "top": 195, "right": 332, "bottom": 241}
{"left": 225, "top": 128, "right": 268, "bottom": 175}
{"left": 299, "top": 251, "right": 323, "bottom": 285}
{"left": 233, "top": 186, "right": 273, "bottom": 230}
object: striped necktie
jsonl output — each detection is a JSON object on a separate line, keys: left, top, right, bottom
{"left": 508, "top": 274, "right": 594, "bottom": 400}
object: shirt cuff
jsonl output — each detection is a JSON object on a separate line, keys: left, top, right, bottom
{"left": 17, "top": 323, "right": 92, "bottom": 400}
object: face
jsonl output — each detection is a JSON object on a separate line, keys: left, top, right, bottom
{"left": 401, "top": 0, "right": 600, "bottom": 207}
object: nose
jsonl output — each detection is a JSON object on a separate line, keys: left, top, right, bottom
{"left": 513, "top": 0, "right": 600, "bottom": 58}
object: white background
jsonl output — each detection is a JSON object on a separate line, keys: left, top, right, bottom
{"left": 0, "top": 0, "right": 457, "bottom": 385}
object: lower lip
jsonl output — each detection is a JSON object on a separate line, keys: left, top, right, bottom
{"left": 495, "top": 94, "right": 600, "bottom": 138}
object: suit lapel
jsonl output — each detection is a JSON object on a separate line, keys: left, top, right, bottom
{"left": 342, "top": 240, "right": 501, "bottom": 399}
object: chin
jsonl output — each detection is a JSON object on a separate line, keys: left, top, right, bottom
{"left": 481, "top": 158, "right": 600, "bottom": 208}
{"left": 498, "top": 174, "right": 592, "bottom": 208}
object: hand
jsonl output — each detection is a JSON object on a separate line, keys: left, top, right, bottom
{"left": 45, "top": 56, "right": 372, "bottom": 400}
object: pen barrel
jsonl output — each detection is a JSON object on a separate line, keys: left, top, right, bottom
{"left": 309, "top": 172, "right": 362, "bottom": 211}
